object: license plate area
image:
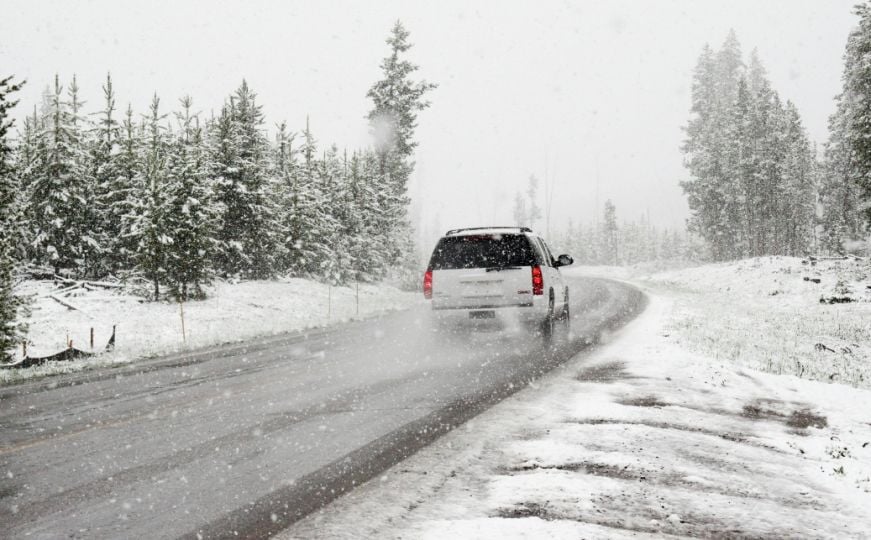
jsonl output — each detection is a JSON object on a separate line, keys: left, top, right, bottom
{"left": 469, "top": 310, "right": 496, "bottom": 319}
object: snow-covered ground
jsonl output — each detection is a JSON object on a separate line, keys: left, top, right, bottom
{"left": 0, "top": 279, "right": 419, "bottom": 385}
{"left": 646, "top": 256, "right": 871, "bottom": 388}
{"left": 281, "top": 259, "right": 871, "bottom": 539}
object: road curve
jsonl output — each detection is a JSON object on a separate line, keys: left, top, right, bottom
{"left": 0, "top": 277, "right": 645, "bottom": 539}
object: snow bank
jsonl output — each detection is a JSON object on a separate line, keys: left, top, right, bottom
{"left": 1, "top": 279, "right": 419, "bottom": 385}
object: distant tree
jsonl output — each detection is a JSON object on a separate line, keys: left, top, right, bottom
{"left": 602, "top": 200, "right": 618, "bottom": 265}
{"left": 512, "top": 192, "right": 528, "bottom": 226}
{"left": 526, "top": 175, "right": 542, "bottom": 229}
{"left": 0, "top": 75, "right": 27, "bottom": 361}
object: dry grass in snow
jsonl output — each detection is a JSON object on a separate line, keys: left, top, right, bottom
{"left": 642, "top": 256, "right": 871, "bottom": 388}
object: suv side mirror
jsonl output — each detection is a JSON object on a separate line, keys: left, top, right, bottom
{"left": 555, "top": 254, "right": 574, "bottom": 267}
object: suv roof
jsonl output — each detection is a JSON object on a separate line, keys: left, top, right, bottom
{"left": 444, "top": 226, "right": 533, "bottom": 237}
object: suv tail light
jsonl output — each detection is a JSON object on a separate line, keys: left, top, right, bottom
{"left": 531, "top": 265, "right": 544, "bottom": 295}
{"left": 423, "top": 269, "right": 433, "bottom": 299}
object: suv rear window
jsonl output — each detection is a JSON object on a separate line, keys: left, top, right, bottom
{"left": 428, "top": 234, "right": 537, "bottom": 270}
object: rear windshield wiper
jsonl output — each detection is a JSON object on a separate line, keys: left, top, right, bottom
{"left": 485, "top": 266, "right": 522, "bottom": 272}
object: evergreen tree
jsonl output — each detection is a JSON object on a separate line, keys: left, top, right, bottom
{"left": 344, "top": 150, "right": 382, "bottom": 281}
{"left": 211, "top": 81, "right": 278, "bottom": 279}
{"left": 14, "top": 107, "right": 40, "bottom": 264}
{"left": 366, "top": 21, "right": 436, "bottom": 282}
{"left": 821, "top": 2, "right": 871, "bottom": 249}
{"left": 821, "top": 102, "right": 864, "bottom": 253}
{"left": 842, "top": 2, "right": 871, "bottom": 228}
{"left": 272, "top": 121, "right": 297, "bottom": 273}
{"left": 163, "top": 97, "right": 218, "bottom": 300}
{"left": 512, "top": 192, "right": 528, "bottom": 226}
{"left": 90, "top": 74, "right": 127, "bottom": 275}
{"left": 128, "top": 94, "right": 169, "bottom": 299}
{"left": 681, "top": 33, "right": 818, "bottom": 260}
{"left": 29, "top": 75, "right": 89, "bottom": 275}
{"left": 781, "top": 102, "right": 816, "bottom": 255}
{"left": 115, "top": 104, "right": 143, "bottom": 270}
{"left": 526, "top": 175, "right": 542, "bottom": 229}
{"left": 67, "top": 75, "right": 102, "bottom": 277}
{"left": 289, "top": 119, "right": 334, "bottom": 277}
{"left": 0, "top": 75, "right": 26, "bottom": 361}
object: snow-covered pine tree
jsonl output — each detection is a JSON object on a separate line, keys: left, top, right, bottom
{"left": 842, "top": 2, "right": 871, "bottom": 230}
{"left": 89, "top": 74, "right": 127, "bottom": 276}
{"left": 162, "top": 96, "right": 218, "bottom": 300}
{"left": 344, "top": 150, "right": 382, "bottom": 281}
{"left": 291, "top": 119, "right": 334, "bottom": 278}
{"left": 66, "top": 75, "right": 103, "bottom": 277}
{"left": 272, "top": 121, "right": 296, "bottom": 273}
{"left": 821, "top": 101, "right": 864, "bottom": 253}
{"left": 231, "top": 81, "right": 278, "bottom": 278}
{"left": 115, "top": 104, "right": 143, "bottom": 271}
{"left": 128, "top": 94, "right": 169, "bottom": 299}
{"left": 211, "top": 81, "right": 278, "bottom": 279}
{"left": 29, "top": 75, "right": 89, "bottom": 276}
{"left": 781, "top": 101, "right": 816, "bottom": 255}
{"left": 14, "top": 107, "right": 41, "bottom": 265}
{"left": 682, "top": 34, "right": 817, "bottom": 260}
{"left": 366, "top": 21, "right": 437, "bottom": 285}
{"left": 821, "top": 3, "right": 871, "bottom": 250}
{"left": 317, "top": 145, "right": 350, "bottom": 284}
{"left": 0, "top": 75, "right": 27, "bottom": 361}
{"left": 681, "top": 43, "right": 735, "bottom": 261}
{"left": 208, "top": 100, "right": 241, "bottom": 276}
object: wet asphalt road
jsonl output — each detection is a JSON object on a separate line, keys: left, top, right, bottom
{"left": 0, "top": 276, "right": 644, "bottom": 539}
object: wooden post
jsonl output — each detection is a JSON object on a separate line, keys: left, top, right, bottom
{"left": 179, "top": 299, "right": 187, "bottom": 344}
{"left": 90, "top": 327, "right": 94, "bottom": 349}
{"left": 22, "top": 340, "right": 27, "bottom": 358}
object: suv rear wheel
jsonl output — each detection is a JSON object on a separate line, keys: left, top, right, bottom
{"left": 541, "top": 290, "right": 556, "bottom": 341}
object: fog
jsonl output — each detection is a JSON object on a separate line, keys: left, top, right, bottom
{"left": 1, "top": 0, "right": 857, "bottom": 251}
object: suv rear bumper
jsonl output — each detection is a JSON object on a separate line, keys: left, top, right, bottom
{"left": 430, "top": 298, "right": 549, "bottom": 324}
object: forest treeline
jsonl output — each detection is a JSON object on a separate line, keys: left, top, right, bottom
{"left": 557, "top": 200, "right": 705, "bottom": 266}
{"left": 682, "top": 9, "right": 871, "bottom": 261}
{"left": 1, "top": 22, "right": 433, "bottom": 301}
{"left": 0, "top": 22, "right": 434, "bottom": 360}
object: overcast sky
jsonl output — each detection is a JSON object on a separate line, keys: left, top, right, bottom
{"left": 1, "top": 0, "right": 860, "bottom": 249}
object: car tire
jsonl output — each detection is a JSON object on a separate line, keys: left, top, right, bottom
{"left": 562, "top": 288, "right": 571, "bottom": 329}
{"left": 541, "top": 290, "right": 555, "bottom": 341}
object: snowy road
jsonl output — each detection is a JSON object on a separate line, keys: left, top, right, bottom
{"left": 0, "top": 276, "right": 644, "bottom": 539}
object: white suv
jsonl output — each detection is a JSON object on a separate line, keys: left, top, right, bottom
{"left": 423, "top": 227, "right": 573, "bottom": 334}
